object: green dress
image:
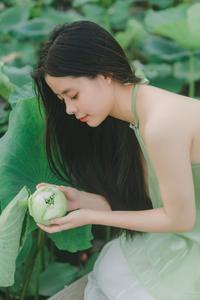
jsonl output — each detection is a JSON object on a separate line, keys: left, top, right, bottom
{"left": 120, "top": 80, "right": 200, "bottom": 300}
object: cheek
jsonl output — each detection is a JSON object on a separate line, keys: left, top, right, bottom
{"left": 91, "top": 100, "right": 110, "bottom": 117}
{"left": 94, "top": 92, "right": 112, "bottom": 111}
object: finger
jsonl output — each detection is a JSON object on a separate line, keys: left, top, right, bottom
{"left": 50, "top": 210, "right": 80, "bottom": 225}
{"left": 36, "top": 183, "right": 57, "bottom": 189}
{"left": 49, "top": 215, "right": 69, "bottom": 225}
{"left": 58, "top": 186, "right": 78, "bottom": 196}
{"left": 37, "top": 223, "right": 73, "bottom": 233}
{"left": 37, "top": 223, "right": 62, "bottom": 233}
{"left": 36, "top": 183, "right": 47, "bottom": 189}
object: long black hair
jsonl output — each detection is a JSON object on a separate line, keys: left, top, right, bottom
{"left": 32, "top": 20, "right": 152, "bottom": 239}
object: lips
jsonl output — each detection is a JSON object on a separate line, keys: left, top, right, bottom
{"left": 79, "top": 115, "right": 88, "bottom": 122}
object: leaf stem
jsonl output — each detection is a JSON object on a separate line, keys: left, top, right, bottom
{"left": 5, "top": 287, "right": 10, "bottom": 300}
{"left": 49, "top": 239, "right": 55, "bottom": 263}
{"left": 105, "top": 226, "right": 112, "bottom": 242}
{"left": 189, "top": 54, "right": 195, "bottom": 98}
{"left": 20, "top": 229, "right": 45, "bottom": 300}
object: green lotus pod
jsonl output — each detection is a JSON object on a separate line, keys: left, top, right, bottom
{"left": 28, "top": 186, "right": 68, "bottom": 225}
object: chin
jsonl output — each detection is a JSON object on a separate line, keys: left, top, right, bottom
{"left": 87, "top": 118, "right": 103, "bottom": 128}
{"left": 87, "top": 122, "right": 99, "bottom": 128}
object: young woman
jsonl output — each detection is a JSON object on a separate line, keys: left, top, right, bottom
{"left": 33, "top": 20, "right": 200, "bottom": 300}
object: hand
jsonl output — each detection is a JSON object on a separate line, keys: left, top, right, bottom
{"left": 36, "top": 182, "right": 81, "bottom": 211}
{"left": 36, "top": 182, "right": 111, "bottom": 211}
{"left": 37, "top": 209, "right": 92, "bottom": 233}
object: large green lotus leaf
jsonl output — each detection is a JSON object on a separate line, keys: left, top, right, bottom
{"left": 0, "top": 186, "right": 29, "bottom": 287}
{"left": 145, "top": 4, "right": 200, "bottom": 50}
{"left": 142, "top": 36, "right": 190, "bottom": 61}
{"left": 0, "top": 97, "right": 93, "bottom": 253}
{"left": 0, "top": 4, "right": 31, "bottom": 33}
{"left": 49, "top": 224, "right": 93, "bottom": 253}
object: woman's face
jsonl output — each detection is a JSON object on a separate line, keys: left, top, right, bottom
{"left": 45, "top": 74, "right": 114, "bottom": 127}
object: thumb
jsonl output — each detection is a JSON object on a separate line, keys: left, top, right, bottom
{"left": 57, "top": 186, "right": 78, "bottom": 199}
{"left": 36, "top": 182, "right": 57, "bottom": 190}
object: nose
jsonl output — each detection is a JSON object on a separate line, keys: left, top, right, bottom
{"left": 65, "top": 101, "right": 77, "bottom": 115}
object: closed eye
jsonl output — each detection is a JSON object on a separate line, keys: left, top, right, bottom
{"left": 57, "top": 93, "right": 78, "bottom": 103}
{"left": 71, "top": 93, "right": 78, "bottom": 100}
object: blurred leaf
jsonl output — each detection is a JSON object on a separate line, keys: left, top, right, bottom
{"left": 14, "top": 18, "right": 53, "bottom": 38}
{"left": 173, "top": 58, "right": 200, "bottom": 82}
{"left": 43, "top": 0, "right": 54, "bottom": 4}
{"left": 2, "top": 0, "right": 32, "bottom": 5}
{"left": 49, "top": 224, "right": 93, "bottom": 252}
{"left": 151, "top": 76, "right": 184, "bottom": 93}
{"left": 0, "top": 101, "right": 10, "bottom": 125}
{"left": 145, "top": 4, "right": 189, "bottom": 32}
{"left": 39, "top": 262, "right": 78, "bottom": 296}
{"left": 0, "top": 62, "right": 15, "bottom": 99}
{"left": 132, "top": 60, "right": 184, "bottom": 92}
{"left": 16, "top": 232, "right": 33, "bottom": 266}
{"left": 72, "top": 0, "right": 98, "bottom": 7}
{"left": 9, "top": 233, "right": 33, "bottom": 295}
{"left": 81, "top": 3, "right": 105, "bottom": 24}
{"left": 144, "top": 63, "right": 171, "bottom": 79}
{"left": 0, "top": 186, "right": 29, "bottom": 287}
{"left": 108, "top": 0, "right": 132, "bottom": 29}
{"left": 145, "top": 3, "right": 200, "bottom": 50}
{"left": 0, "top": 4, "right": 31, "bottom": 33}
{"left": 40, "top": 7, "right": 82, "bottom": 26}
{"left": 147, "top": 0, "right": 173, "bottom": 8}
{"left": 142, "top": 36, "right": 190, "bottom": 61}
{"left": 187, "top": 3, "right": 200, "bottom": 49}
{"left": 0, "top": 41, "right": 37, "bottom": 67}
{"left": 3, "top": 65, "right": 32, "bottom": 87}
{"left": 115, "top": 18, "right": 148, "bottom": 49}
{"left": 27, "top": 243, "right": 52, "bottom": 297}
{"left": 0, "top": 123, "right": 8, "bottom": 136}
{"left": 9, "top": 81, "right": 35, "bottom": 108}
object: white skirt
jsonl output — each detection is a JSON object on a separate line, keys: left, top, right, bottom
{"left": 84, "top": 237, "right": 155, "bottom": 300}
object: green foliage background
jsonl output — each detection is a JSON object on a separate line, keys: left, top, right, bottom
{"left": 0, "top": 0, "right": 200, "bottom": 299}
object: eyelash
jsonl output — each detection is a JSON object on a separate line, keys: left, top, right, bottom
{"left": 59, "top": 93, "right": 78, "bottom": 102}
{"left": 71, "top": 93, "right": 78, "bottom": 100}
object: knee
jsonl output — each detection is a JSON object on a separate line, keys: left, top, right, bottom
{"left": 93, "top": 238, "right": 118, "bottom": 286}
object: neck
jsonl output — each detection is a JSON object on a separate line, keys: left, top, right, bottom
{"left": 109, "top": 82, "right": 136, "bottom": 124}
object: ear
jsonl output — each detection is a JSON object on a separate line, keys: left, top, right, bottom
{"left": 103, "top": 73, "right": 113, "bottom": 85}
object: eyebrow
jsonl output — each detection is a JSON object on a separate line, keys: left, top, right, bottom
{"left": 56, "top": 88, "right": 73, "bottom": 97}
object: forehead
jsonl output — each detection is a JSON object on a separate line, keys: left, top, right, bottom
{"left": 45, "top": 74, "right": 80, "bottom": 91}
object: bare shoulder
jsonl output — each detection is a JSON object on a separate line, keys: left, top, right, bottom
{"left": 138, "top": 84, "right": 200, "bottom": 144}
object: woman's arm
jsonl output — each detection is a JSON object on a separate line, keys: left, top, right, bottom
{"left": 37, "top": 206, "right": 193, "bottom": 234}
{"left": 91, "top": 118, "right": 196, "bottom": 233}
{"left": 79, "top": 190, "right": 112, "bottom": 211}
{"left": 90, "top": 207, "right": 193, "bottom": 233}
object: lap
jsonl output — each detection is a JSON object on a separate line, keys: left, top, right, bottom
{"left": 84, "top": 237, "right": 155, "bottom": 300}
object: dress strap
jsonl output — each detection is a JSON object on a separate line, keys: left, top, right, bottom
{"left": 129, "top": 73, "right": 149, "bottom": 130}
{"left": 130, "top": 84, "right": 140, "bottom": 129}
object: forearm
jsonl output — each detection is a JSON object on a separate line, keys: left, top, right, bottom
{"left": 80, "top": 191, "right": 111, "bottom": 211}
{"left": 90, "top": 208, "right": 190, "bottom": 233}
